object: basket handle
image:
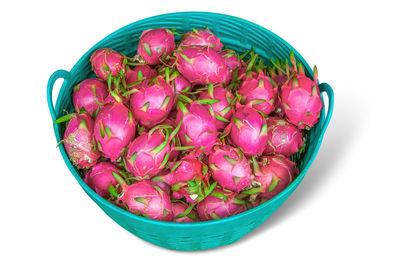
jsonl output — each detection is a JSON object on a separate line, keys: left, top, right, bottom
{"left": 47, "top": 70, "right": 70, "bottom": 122}
{"left": 318, "top": 82, "right": 334, "bottom": 138}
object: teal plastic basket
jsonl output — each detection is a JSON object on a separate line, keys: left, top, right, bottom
{"left": 47, "top": 12, "right": 334, "bottom": 251}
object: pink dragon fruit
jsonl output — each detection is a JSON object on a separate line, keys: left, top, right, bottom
{"left": 137, "top": 28, "right": 175, "bottom": 65}
{"left": 179, "top": 28, "right": 223, "bottom": 51}
{"left": 229, "top": 106, "right": 268, "bottom": 156}
{"left": 155, "top": 153, "right": 207, "bottom": 186}
{"left": 270, "top": 51, "right": 309, "bottom": 89}
{"left": 152, "top": 169, "right": 171, "bottom": 194}
{"left": 249, "top": 155, "right": 298, "bottom": 200}
{"left": 176, "top": 101, "right": 218, "bottom": 155}
{"left": 154, "top": 153, "right": 211, "bottom": 203}
{"left": 172, "top": 202, "right": 198, "bottom": 223}
{"left": 264, "top": 117, "right": 304, "bottom": 157}
{"left": 267, "top": 58, "right": 289, "bottom": 88}
{"left": 274, "top": 93, "right": 285, "bottom": 118}
{"left": 104, "top": 88, "right": 130, "bottom": 106}
{"left": 113, "top": 177, "right": 173, "bottom": 221}
{"left": 90, "top": 48, "right": 126, "bottom": 81}
{"left": 199, "top": 85, "right": 234, "bottom": 130}
{"left": 281, "top": 67, "right": 323, "bottom": 129}
{"left": 72, "top": 78, "right": 108, "bottom": 116}
{"left": 155, "top": 118, "right": 181, "bottom": 161}
{"left": 197, "top": 188, "right": 246, "bottom": 221}
{"left": 129, "top": 76, "right": 174, "bottom": 128}
{"left": 84, "top": 162, "right": 120, "bottom": 198}
{"left": 94, "top": 102, "right": 136, "bottom": 161}
{"left": 171, "top": 184, "right": 211, "bottom": 204}
{"left": 171, "top": 74, "right": 191, "bottom": 94}
{"left": 208, "top": 145, "right": 254, "bottom": 192}
{"left": 238, "top": 71, "right": 278, "bottom": 116}
{"left": 61, "top": 113, "right": 100, "bottom": 169}
{"left": 125, "top": 126, "right": 178, "bottom": 178}
{"left": 158, "top": 67, "right": 192, "bottom": 94}
{"left": 220, "top": 49, "right": 245, "bottom": 83}
{"left": 125, "top": 65, "right": 157, "bottom": 84}
{"left": 176, "top": 46, "right": 229, "bottom": 85}
{"left": 220, "top": 49, "right": 243, "bottom": 70}
{"left": 169, "top": 139, "right": 180, "bottom": 161}
{"left": 268, "top": 56, "right": 296, "bottom": 117}
{"left": 236, "top": 66, "right": 248, "bottom": 80}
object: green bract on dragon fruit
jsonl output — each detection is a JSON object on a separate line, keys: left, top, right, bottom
{"left": 55, "top": 27, "right": 323, "bottom": 222}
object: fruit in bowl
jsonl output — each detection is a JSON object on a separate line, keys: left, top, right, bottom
{"left": 54, "top": 26, "right": 324, "bottom": 223}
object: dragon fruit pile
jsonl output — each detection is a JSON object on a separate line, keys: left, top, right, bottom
{"left": 56, "top": 27, "right": 323, "bottom": 222}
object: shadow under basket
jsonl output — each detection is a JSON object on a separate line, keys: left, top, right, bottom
{"left": 47, "top": 12, "right": 334, "bottom": 251}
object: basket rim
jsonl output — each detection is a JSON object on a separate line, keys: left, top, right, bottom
{"left": 54, "top": 11, "right": 328, "bottom": 228}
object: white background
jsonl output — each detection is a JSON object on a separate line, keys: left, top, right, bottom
{"left": 1, "top": 0, "right": 399, "bottom": 265}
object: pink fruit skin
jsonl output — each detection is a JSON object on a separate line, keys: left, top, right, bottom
{"left": 199, "top": 85, "right": 234, "bottom": 130}
{"left": 158, "top": 153, "right": 209, "bottom": 203}
{"left": 208, "top": 145, "right": 254, "bottom": 192}
{"left": 238, "top": 72, "right": 278, "bottom": 115}
{"left": 229, "top": 107, "right": 268, "bottom": 156}
{"left": 125, "top": 65, "right": 157, "bottom": 84}
{"left": 271, "top": 74, "right": 288, "bottom": 88}
{"left": 171, "top": 190, "right": 198, "bottom": 204}
{"left": 264, "top": 117, "right": 304, "bottom": 157}
{"left": 220, "top": 49, "right": 246, "bottom": 83}
{"left": 130, "top": 76, "right": 174, "bottom": 128}
{"left": 118, "top": 180, "right": 173, "bottom": 221}
{"left": 220, "top": 49, "right": 242, "bottom": 70}
{"left": 72, "top": 78, "right": 108, "bottom": 116}
{"left": 156, "top": 118, "right": 180, "bottom": 161}
{"left": 237, "top": 67, "right": 247, "bottom": 78}
{"left": 169, "top": 140, "right": 180, "bottom": 161}
{"left": 104, "top": 89, "right": 130, "bottom": 106}
{"left": 254, "top": 155, "right": 298, "bottom": 200}
{"left": 125, "top": 129, "right": 170, "bottom": 178}
{"left": 268, "top": 63, "right": 291, "bottom": 117}
{"left": 158, "top": 66, "right": 192, "bottom": 95}
{"left": 161, "top": 153, "right": 206, "bottom": 185}
{"left": 152, "top": 168, "right": 172, "bottom": 194}
{"left": 176, "top": 102, "right": 218, "bottom": 155}
{"left": 94, "top": 102, "right": 136, "bottom": 161}
{"left": 172, "top": 191, "right": 184, "bottom": 200}
{"left": 63, "top": 114, "right": 100, "bottom": 169}
{"left": 197, "top": 188, "right": 246, "bottom": 221}
{"left": 172, "top": 202, "right": 197, "bottom": 223}
{"left": 275, "top": 92, "right": 286, "bottom": 117}
{"left": 137, "top": 28, "right": 175, "bottom": 65}
{"left": 90, "top": 48, "right": 126, "bottom": 81}
{"left": 176, "top": 46, "right": 229, "bottom": 85}
{"left": 273, "top": 81, "right": 287, "bottom": 118}
{"left": 153, "top": 182, "right": 171, "bottom": 195}
{"left": 281, "top": 74, "right": 323, "bottom": 129}
{"left": 179, "top": 28, "right": 223, "bottom": 51}
{"left": 172, "top": 74, "right": 192, "bottom": 94}
{"left": 84, "top": 162, "right": 119, "bottom": 198}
